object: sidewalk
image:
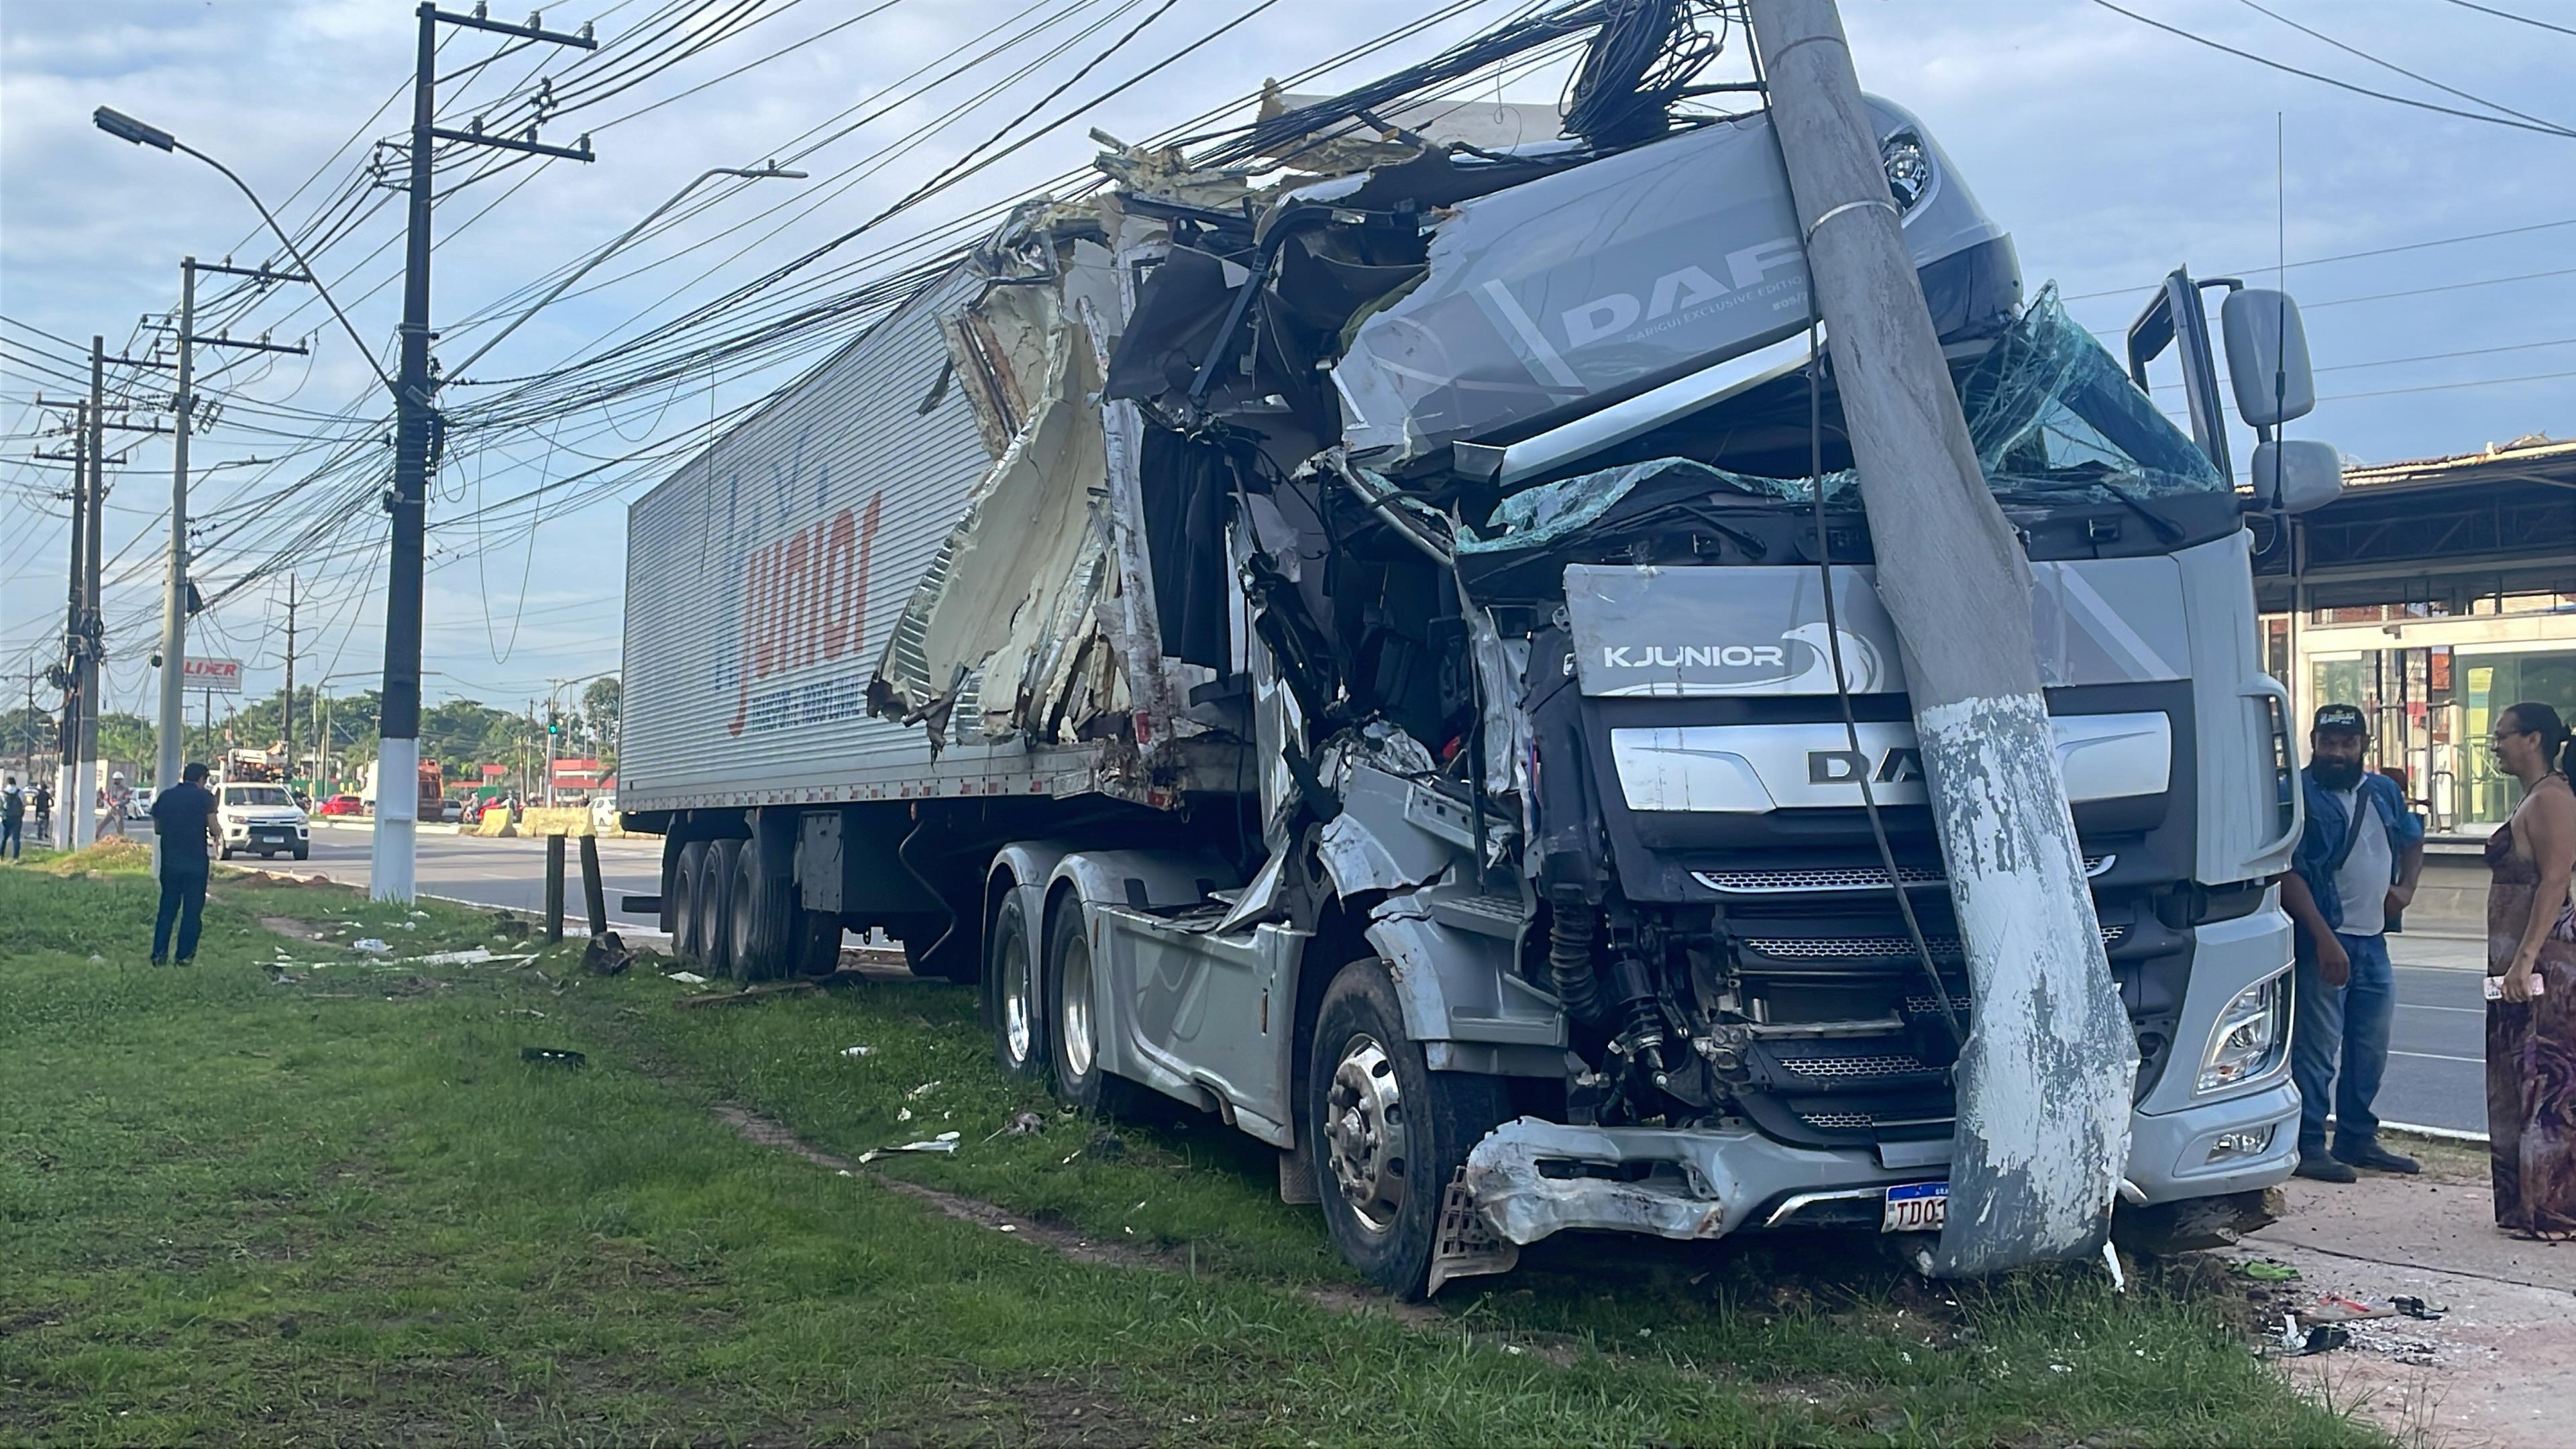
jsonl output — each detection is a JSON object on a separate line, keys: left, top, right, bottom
{"left": 2231, "top": 1137, "right": 2574, "bottom": 1449}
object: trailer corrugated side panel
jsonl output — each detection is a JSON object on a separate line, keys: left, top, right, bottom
{"left": 623, "top": 264, "right": 1026, "bottom": 811}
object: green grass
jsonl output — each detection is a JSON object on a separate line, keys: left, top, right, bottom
{"left": 0, "top": 855, "right": 2383, "bottom": 1446}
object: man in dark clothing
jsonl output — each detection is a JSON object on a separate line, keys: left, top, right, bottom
{"left": 33, "top": 781, "right": 52, "bottom": 842}
{"left": 2, "top": 775, "right": 23, "bottom": 859}
{"left": 149, "top": 762, "right": 222, "bottom": 965}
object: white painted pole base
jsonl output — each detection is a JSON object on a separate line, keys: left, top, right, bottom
{"left": 371, "top": 735, "right": 419, "bottom": 902}
{"left": 1918, "top": 692, "right": 2137, "bottom": 1277}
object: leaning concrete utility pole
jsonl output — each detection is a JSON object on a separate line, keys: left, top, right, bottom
{"left": 1747, "top": 0, "right": 2136, "bottom": 1276}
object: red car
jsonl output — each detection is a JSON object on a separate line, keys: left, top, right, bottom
{"left": 318, "top": 794, "right": 366, "bottom": 817}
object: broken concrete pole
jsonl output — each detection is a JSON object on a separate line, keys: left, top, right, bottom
{"left": 1746, "top": 0, "right": 2137, "bottom": 1275}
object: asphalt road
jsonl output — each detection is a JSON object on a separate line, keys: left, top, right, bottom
{"left": 292, "top": 824, "right": 668, "bottom": 935}
{"left": 2379, "top": 932, "right": 2490, "bottom": 1136}
{"left": 275, "top": 822, "right": 2498, "bottom": 1134}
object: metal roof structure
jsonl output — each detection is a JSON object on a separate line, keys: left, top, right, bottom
{"left": 2254, "top": 433, "right": 2576, "bottom": 613}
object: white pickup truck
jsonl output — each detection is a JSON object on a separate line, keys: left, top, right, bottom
{"left": 215, "top": 782, "right": 310, "bottom": 861}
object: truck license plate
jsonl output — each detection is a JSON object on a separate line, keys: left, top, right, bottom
{"left": 1882, "top": 1183, "right": 1947, "bottom": 1233}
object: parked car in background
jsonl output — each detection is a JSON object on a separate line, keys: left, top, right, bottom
{"left": 588, "top": 793, "right": 617, "bottom": 833}
{"left": 319, "top": 794, "right": 366, "bottom": 817}
{"left": 440, "top": 797, "right": 465, "bottom": 823}
{"left": 124, "top": 787, "right": 155, "bottom": 822}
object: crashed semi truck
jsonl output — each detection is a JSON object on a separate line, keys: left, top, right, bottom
{"left": 621, "top": 25, "right": 2341, "bottom": 1296}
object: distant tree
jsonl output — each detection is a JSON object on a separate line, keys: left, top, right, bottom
{"left": 582, "top": 676, "right": 621, "bottom": 771}
{"left": 95, "top": 712, "right": 157, "bottom": 775}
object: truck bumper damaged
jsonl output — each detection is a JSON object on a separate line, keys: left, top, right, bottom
{"left": 1440, "top": 1081, "right": 2298, "bottom": 1290}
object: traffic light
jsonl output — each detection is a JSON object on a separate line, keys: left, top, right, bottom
{"left": 545, "top": 712, "right": 560, "bottom": 738}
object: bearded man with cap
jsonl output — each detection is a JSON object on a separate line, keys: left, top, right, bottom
{"left": 2279, "top": 702, "right": 2428, "bottom": 1181}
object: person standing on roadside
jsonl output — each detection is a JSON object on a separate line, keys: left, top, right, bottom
{"left": 2, "top": 775, "right": 23, "bottom": 860}
{"left": 148, "top": 761, "right": 222, "bottom": 966}
{"left": 2279, "top": 703, "right": 2428, "bottom": 1182}
{"left": 33, "top": 780, "right": 52, "bottom": 842}
{"left": 2481, "top": 702, "right": 2576, "bottom": 1238}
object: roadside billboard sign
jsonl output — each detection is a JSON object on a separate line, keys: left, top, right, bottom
{"left": 182, "top": 657, "right": 243, "bottom": 693}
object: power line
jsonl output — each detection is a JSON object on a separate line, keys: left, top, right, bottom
{"left": 2229, "top": 0, "right": 2571, "bottom": 134}
{"left": 2087, "top": 0, "right": 2576, "bottom": 138}
{"left": 2435, "top": 0, "right": 2576, "bottom": 42}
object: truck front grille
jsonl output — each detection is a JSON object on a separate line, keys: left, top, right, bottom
{"left": 1742, "top": 924, "right": 2127, "bottom": 961}
{"left": 1693, "top": 854, "right": 2112, "bottom": 894}
{"left": 1778, "top": 1053, "right": 1931, "bottom": 1081}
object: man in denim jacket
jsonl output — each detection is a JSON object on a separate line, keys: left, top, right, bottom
{"left": 2279, "top": 703, "right": 2426, "bottom": 1182}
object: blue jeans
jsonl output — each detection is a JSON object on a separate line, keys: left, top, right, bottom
{"left": 2292, "top": 930, "right": 2395, "bottom": 1157}
{"left": 153, "top": 865, "right": 208, "bottom": 963}
{"left": 1, "top": 818, "right": 19, "bottom": 858}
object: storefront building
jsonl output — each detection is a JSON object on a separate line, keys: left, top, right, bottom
{"left": 2257, "top": 435, "right": 2576, "bottom": 836}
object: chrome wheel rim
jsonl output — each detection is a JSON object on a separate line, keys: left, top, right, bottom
{"left": 1324, "top": 1034, "right": 1407, "bottom": 1235}
{"left": 1001, "top": 928, "right": 1035, "bottom": 1067}
{"left": 1060, "top": 935, "right": 1095, "bottom": 1081}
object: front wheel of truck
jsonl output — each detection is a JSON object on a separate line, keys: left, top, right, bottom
{"left": 1308, "top": 958, "right": 1511, "bottom": 1300}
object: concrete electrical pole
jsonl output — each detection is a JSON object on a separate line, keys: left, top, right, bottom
{"left": 372, "top": 3, "right": 596, "bottom": 902}
{"left": 282, "top": 572, "right": 297, "bottom": 789}
{"left": 1746, "top": 0, "right": 2135, "bottom": 1277}
{"left": 154, "top": 262, "right": 197, "bottom": 875}
{"left": 74, "top": 339, "right": 107, "bottom": 851}
{"left": 46, "top": 398, "right": 89, "bottom": 849}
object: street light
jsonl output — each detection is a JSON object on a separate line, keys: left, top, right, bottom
{"left": 93, "top": 107, "right": 395, "bottom": 397}
{"left": 97, "top": 104, "right": 409, "bottom": 867}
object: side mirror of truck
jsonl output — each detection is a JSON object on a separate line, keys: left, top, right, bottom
{"left": 2220, "top": 289, "right": 2314, "bottom": 427}
{"left": 2251, "top": 438, "right": 2342, "bottom": 515}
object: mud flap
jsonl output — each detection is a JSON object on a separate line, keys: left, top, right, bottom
{"left": 1427, "top": 1169, "right": 1519, "bottom": 1297}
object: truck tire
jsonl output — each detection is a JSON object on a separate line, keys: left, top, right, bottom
{"left": 293, "top": 844, "right": 309, "bottom": 861}
{"left": 1308, "top": 958, "right": 1512, "bottom": 1301}
{"left": 699, "top": 839, "right": 741, "bottom": 981}
{"left": 669, "top": 841, "right": 707, "bottom": 959}
{"left": 727, "top": 831, "right": 798, "bottom": 985}
{"left": 985, "top": 891, "right": 1049, "bottom": 1081}
{"left": 1045, "top": 902, "right": 1137, "bottom": 1115}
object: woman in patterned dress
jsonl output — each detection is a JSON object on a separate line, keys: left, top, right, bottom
{"left": 2485, "top": 700, "right": 2576, "bottom": 1237}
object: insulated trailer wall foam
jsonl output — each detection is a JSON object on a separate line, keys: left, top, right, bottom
{"left": 621, "top": 264, "right": 998, "bottom": 811}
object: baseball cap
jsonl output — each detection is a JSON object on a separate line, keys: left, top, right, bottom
{"left": 2312, "top": 703, "right": 2367, "bottom": 735}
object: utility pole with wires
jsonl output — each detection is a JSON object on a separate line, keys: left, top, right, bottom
{"left": 35, "top": 395, "right": 90, "bottom": 849}
{"left": 279, "top": 573, "right": 299, "bottom": 793}
{"left": 1747, "top": 0, "right": 2135, "bottom": 1278}
{"left": 75, "top": 341, "right": 106, "bottom": 851}
{"left": 372, "top": 2, "right": 597, "bottom": 903}
{"left": 155, "top": 257, "right": 313, "bottom": 857}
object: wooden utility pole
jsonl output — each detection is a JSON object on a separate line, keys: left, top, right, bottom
{"left": 1748, "top": 0, "right": 2135, "bottom": 1277}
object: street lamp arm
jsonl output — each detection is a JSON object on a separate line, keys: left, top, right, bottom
{"left": 439, "top": 163, "right": 804, "bottom": 388}
{"left": 166, "top": 138, "right": 400, "bottom": 399}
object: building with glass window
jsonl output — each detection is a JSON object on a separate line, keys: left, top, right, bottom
{"left": 2256, "top": 435, "right": 2575, "bottom": 837}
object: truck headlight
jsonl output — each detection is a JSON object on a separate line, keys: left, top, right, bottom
{"left": 1881, "top": 127, "right": 1934, "bottom": 215}
{"left": 2197, "top": 970, "right": 2290, "bottom": 1093}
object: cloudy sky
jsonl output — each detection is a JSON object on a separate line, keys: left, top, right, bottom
{"left": 4, "top": 0, "right": 2570, "bottom": 729}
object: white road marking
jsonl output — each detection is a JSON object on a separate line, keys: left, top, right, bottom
{"left": 2387, "top": 1049, "right": 2483, "bottom": 1065}
{"left": 2396, "top": 1002, "right": 2483, "bottom": 1014}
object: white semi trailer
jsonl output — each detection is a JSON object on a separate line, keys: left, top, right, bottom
{"left": 621, "top": 14, "right": 2342, "bottom": 1297}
